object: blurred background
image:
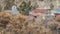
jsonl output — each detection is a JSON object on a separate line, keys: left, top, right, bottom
{"left": 0, "top": 0, "right": 60, "bottom": 15}
{"left": 0, "top": 0, "right": 60, "bottom": 34}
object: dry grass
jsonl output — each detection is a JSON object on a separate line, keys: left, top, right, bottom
{"left": 0, "top": 12, "right": 60, "bottom": 34}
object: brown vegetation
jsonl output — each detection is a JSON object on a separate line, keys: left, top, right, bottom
{"left": 0, "top": 12, "right": 60, "bottom": 34}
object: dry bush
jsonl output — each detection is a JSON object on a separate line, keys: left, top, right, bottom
{"left": 0, "top": 12, "right": 12, "bottom": 28}
{"left": 0, "top": 12, "right": 60, "bottom": 34}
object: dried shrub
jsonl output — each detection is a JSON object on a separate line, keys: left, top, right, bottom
{"left": 0, "top": 12, "right": 59, "bottom": 34}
